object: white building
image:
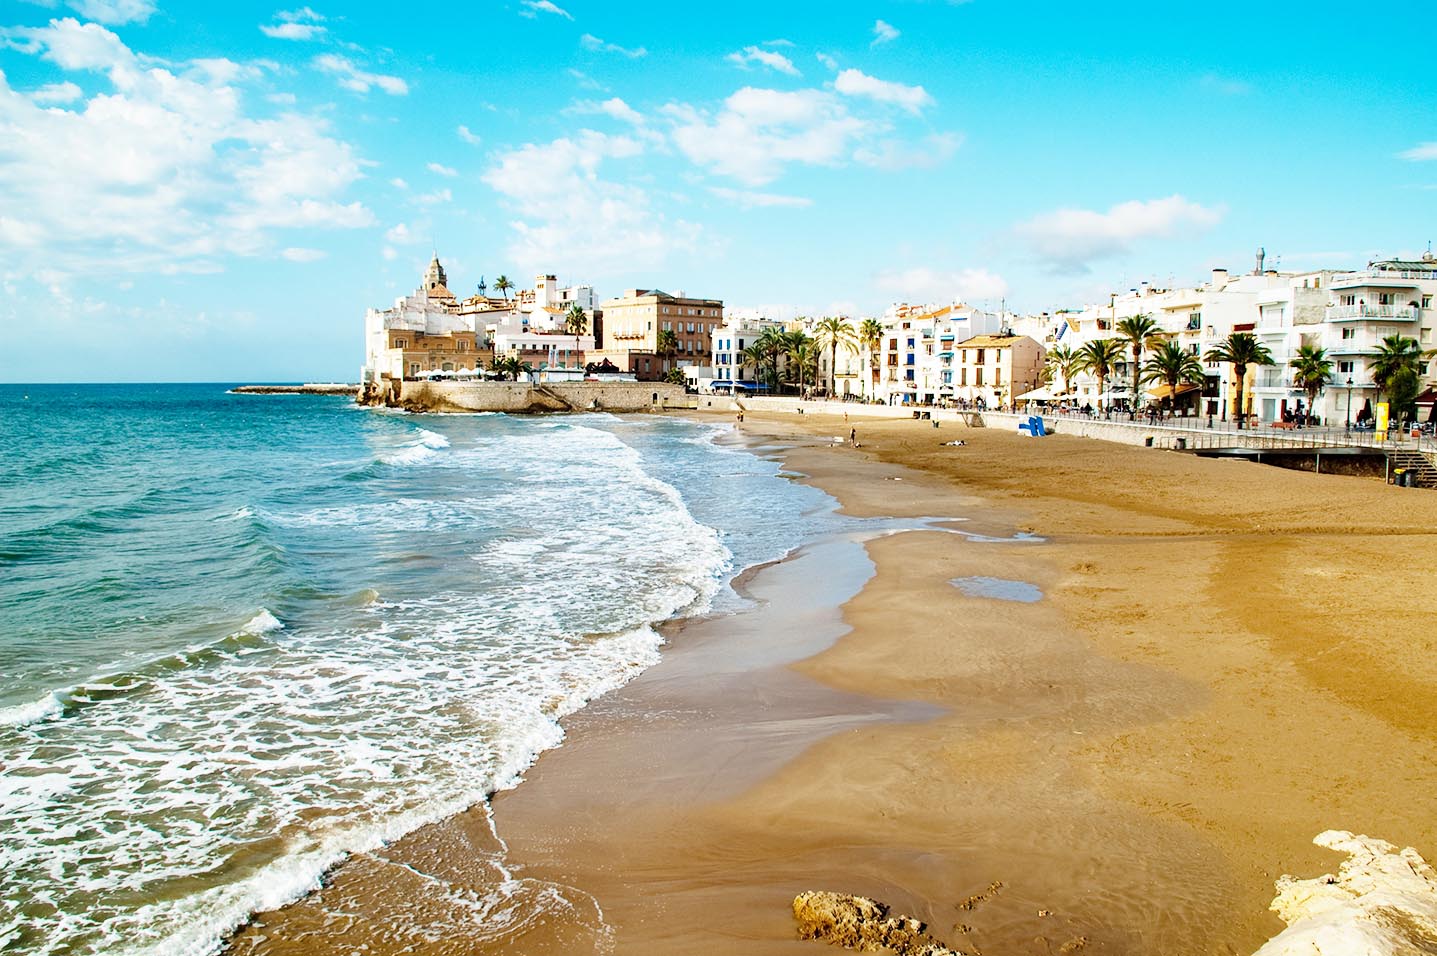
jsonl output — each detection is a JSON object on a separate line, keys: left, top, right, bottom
{"left": 708, "top": 312, "right": 785, "bottom": 392}
{"left": 875, "top": 303, "right": 1007, "bottom": 404}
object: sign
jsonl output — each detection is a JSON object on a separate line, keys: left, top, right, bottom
{"left": 1376, "top": 402, "right": 1389, "bottom": 441}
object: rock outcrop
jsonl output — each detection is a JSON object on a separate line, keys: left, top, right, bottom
{"left": 792, "top": 891, "right": 969, "bottom": 956}
{"left": 1253, "top": 830, "right": 1437, "bottom": 955}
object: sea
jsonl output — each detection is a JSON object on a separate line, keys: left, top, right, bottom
{"left": 0, "top": 384, "right": 835, "bottom": 956}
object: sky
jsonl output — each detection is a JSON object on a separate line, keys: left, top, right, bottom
{"left": 1, "top": 0, "right": 1434, "bottom": 382}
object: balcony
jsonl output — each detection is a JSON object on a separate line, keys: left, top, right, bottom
{"left": 1329, "top": 271, "right": 1427, "bottom": 290}
{"left": 1325, "top": 304, "right": 1418, "bottom": 322}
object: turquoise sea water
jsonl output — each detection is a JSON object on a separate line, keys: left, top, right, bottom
{"left": 0, "top": 385, "right": 833, "bottom": 956}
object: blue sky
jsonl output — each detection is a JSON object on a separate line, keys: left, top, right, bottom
{"left": 1, "top": 0, "right": 1433, "bottom": 382}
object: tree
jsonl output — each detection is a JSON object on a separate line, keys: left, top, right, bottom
{"left": 1116, "top": 314, "right": 1162, "bottom": 419}
{"left": 494, "top": 275, "right": 513, "bottom": 302}
{"left": 663, "top": 366, "right": 688, "bottom": 386}
{"left": 1204, "top": 332, "right": 1274, "bottom": 428}
{"left": 1077, "top": 338, "right": 1127, "bottom": 414}
{"left": 563, "top": 304, "right": 588, "bottom": 368}
{"left": 1370, "top": 334, "right": 1425, "bottom": 415}
{"left": 859, "top": 318, "right": 884, "bottom": 394}
{"left": 786, "top": 334, "right": 819, "bottom": 393}
{"left": 1288, "top": 345, "right": 1333, "bottom": 423}
{"left": 756, "top": 326, "right": 788, "bottom": 391}
{"left": 656, "top": 328, "right": 679, "bottom": 378}
{"left": 1141, "top": 340, "right": 1205, "bottom": 413}
{"left": 741, "top": 342, "right": 768, "bottom": 386}
{"left": 1045, "top": 344, "right": 1080, "bottom": 398}
{"left": 813, "top": 316, "right": 858, "bottom": 399}
{"left": 491, "top": 355, "right": 531, "bottom": 382}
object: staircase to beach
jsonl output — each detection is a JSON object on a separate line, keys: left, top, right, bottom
{"left": 1388, "top": 449, "right": 1437, "bottom": 488}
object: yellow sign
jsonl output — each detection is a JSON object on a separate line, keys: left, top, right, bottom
{"left": 1376, "top": 402, "right": 1389, "bottom": 441}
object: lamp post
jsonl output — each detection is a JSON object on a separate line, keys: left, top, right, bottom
{"left": 1345, "top": 376, "right": 1354, "bottom": 433}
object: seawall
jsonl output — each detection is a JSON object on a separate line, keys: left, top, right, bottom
{"left": 361, "top": 380, "right": 692, "bottom": 414}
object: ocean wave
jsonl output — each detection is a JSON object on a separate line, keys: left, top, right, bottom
{"left": 0, "top": 691, "right": 65, "bottom": 728}
{"left": 381, "top": 428, "right": 450, "bottom": 467}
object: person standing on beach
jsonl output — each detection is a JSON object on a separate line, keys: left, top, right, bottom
{"left": 850, "top": 427, "right": 857, "bottom": 445}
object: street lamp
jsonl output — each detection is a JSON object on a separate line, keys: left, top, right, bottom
{"left": 1345, "top": 376, "right": 1354, "bottom": 433}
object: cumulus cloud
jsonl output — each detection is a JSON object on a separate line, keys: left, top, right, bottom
{"left": 666, "top": 86, "right": 870, "bottom": 185}
{"left": 1399, "top": 142, "right": 1437, "bottom": 161}
{"left": 313, "top": 53, "right": 408, "bottom": 95}
{"left": 281, "top": 246, "right": 326, "bottom": 261}
{"left": 566, "top": 96, "right": 645, "bottom": 125}
{"left": 260, "top": 6, "right": 326, "bottom": 41}
{"left": 854, "top": 131, "right": 962, "bottom": 170}
{"left": 833, "top": 68, "right": 933, "bottom": 114}
{"left": 483, "top": 130, "right": 697, "bottom": 273}
{"left": 385, "top": 222, "right": 418, "bottom": 244}
{"left": 1016, "top": 195, "right": 1225, "bottom": 273}
{"left": 64, "top": 0, "right": 155, "bottom": 25}
{"left": 871, "top": 19, "right": 899, "bottom": 46}
{"left": 426, "top": 161, "right": 457, "bottom": 177}
{"left": 0, "top": 18, "right": 372, "bottom": 278}
{"left": 726, "top": 45, "right": 800, "bottom": 76}
{"left": 875, "top": 266, "right": 1009, "bottom": 305}
{"left": 580, "top": 33, "right": 647, "bottom": 58}
{"left": 519, "top": 0, "right": 573, "bottom": 18}
{"left": 457, "top": 124, "right": 481, "bottom": 144}
{"left": 709, "top": 186, "right": 812, "bottom": 209}
{"left": 27, "top": 81, "right": 83, "bottom": 103}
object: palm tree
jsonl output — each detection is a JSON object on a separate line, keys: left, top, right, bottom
{"left": 741, "top": 342, "right": 768, "bottom": 386}
{"left": 813, "top": 316, "right": 857, "bottom": 399}
{"left": 656, "top": 328, "right": 679, "bottom": 379}
{"left": 1288, "top": 345, "right": 1333, "bottom": 424}
{"left": 494, "top": 275, "right": 513, "bottom": 302}
{"left": 756, "top": 327, "right": 788, "bottom": 391}
{"left": 563, "top": 304, "right": 588, "bottom": 368}
{"left": 1370, "top": 335, "right": 1425, "bottom": 406}
{"left": 1141, "top": 340, "right": 1205, "bottom": 413}
{"left": 491, "top": 355, "right": 531, "bottom": 382}
{"left": 1204, "top": 332, "right": 1274, "bottom": 428}
{"left": 859, "top": 318, "right": 884, "bottom": 395}
{"left": 1045, "top": 344, "right": 1080, "bottom": 398}
{"left": 786, "top": 334, "right": 819, "bottom": 393}
{"left": 1116, "top": 314, "right": 1161, "bottom": 418}
{"left": 1077, "top": 338, "right": 1127, "bottom": 414}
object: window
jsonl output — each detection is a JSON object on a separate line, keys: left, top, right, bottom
{"left": 395, "top": 338, "right": 407, "bottom": 349}
{"left": 1186, "top": 313, "right": 1201, "bottom": 331}
{"left": 975, "top": 349, "right": 985, "bottom": 365}
{"left": 409, "top": 363, "right": 419, "bottom": 375}
{"left": 960, "top": 368, "right": 967, "bottom": 386}
{"left": 994, "top": 368, "right": 1002, "bottom": 386}
{"left": 1338, "top": 361, "right": 1354, "bottom": 374}
{"left": 1340, "top": 294, "right": 1356, "bottom": 306}
{"left": 1424, "top": 296, "right": 1433, "bottom": 310}
{"left": 975, "top": 368, "right": 984, "bottom": 387}
{"left": 1379, "top": 293, "right": 1395, "bottom": 306}
{"left": 888, "top": 338, "right": 898, "bottom": 350}
{"left": 1342, "top": 327, "right": 1355, "bottom": 340}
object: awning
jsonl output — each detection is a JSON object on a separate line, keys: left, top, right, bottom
{"left": 1016, "top": 385, "right": 1056, "bottom": 401}
{"left": 1147, "top": 382, "right": 1202, "bottom": 400}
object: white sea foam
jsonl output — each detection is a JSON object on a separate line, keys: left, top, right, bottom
{"left": 0, "top": 691, "right": 64, "bottom": 728}
{"left": 0, "top": 416, "right": 767, "bottom": 956}
{"left": 382, "top": 427, "right": 451, "bottom": 466}
{"left": 215, "top": 506, "right": 253, "bottom": 522}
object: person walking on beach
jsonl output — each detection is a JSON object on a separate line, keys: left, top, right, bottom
{"left": 850, "top": 427, "right": 857, "bottom": 445}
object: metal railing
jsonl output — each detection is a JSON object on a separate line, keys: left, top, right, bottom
{"left": 1326, "top": 304, "right": 1419, "bottom": 321}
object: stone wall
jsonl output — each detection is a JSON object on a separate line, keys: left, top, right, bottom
{"left": 362, "top": 380, "right": 689, "bottom": 413}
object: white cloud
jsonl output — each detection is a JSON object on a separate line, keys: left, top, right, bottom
{"left": 764, "top": 38, "right": 794, "bottom": 47}
{"left": 267, "top": 91, "right": 297, "bottom": 105}
{"left": 567, "top": 68, "right": 605, "bottom": 90}
{"left": 854, "top": 131, "right": 962, "bottom": 170}
{"left": 580, "top": 33, "right": 647, "bottom": 58}
{"left": 1016, "top": 195, "right": 1225, "bottom": 273}
{"left": 666, "top": 86, "right": 870, "bottom": 186}
{"left": 816, "top": 52, "right": 838, "bottom": 71}
{"left": 313, "top": 53, "right": 408, "bottom": 95}
{"left": 27, "top": 81, "right": 83, "bottom": 103}
{"left": 65, "top": 0, "right": 155, "bottom": 25}
{"left": 726, "top": 45, "right": 800, "bottom": 76}
{"left": 457, "top": 124, "right": 481, "bottom": 144}
{"left": 1199, "top": 73, "right": 1250, "bottom": 96}
{"left": 389, "top": 177, "right": 408, "bottom": 189}
{"left": 834, "top": 68, "right": 933, "bottom": 114}
{"left": 259, "top": 7, "right": 326, "bottom": 41}
{"left": 871, "top": 19, "right": 900, "bottom": 47}
{"left": 1399, "top": 142, "right": 1437, "bottom": 161}
{"left": 567, "top": 96, "right": 645, "bottom": 125}
{"left": 875, "top": 266, "right": 1009, "bottom": 305}
{"left": 483, "top": 130, "right": 696, "bottom": 274}
{"left": 415, "top": 188, "right": 452, "bottom": 206}
{"left": 385, "top": 222, "right": 419, "bottom": 244}
{"left": 709, "top": 186, "right": 811, "bottom": 209}
{"left": 519, "top": 0, "right": 573, "bottom": 19}
{"left": 281, "top": 246, "right": 326, "bottom": 261}
{"left": 426, "top": 161, "right": 457, "bottom": 177}
{"left": 0, "top": 18, "right": 372, "bottom": 278}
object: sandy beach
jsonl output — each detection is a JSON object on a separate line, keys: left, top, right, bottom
{"left": 231, "top": 408, "right": 1437, "bottom": 955}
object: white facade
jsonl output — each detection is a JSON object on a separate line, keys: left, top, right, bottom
{"left": 362, "top": 285, "right": 472, "bottom": 383}
{"left": 710, "top": 314, "right": 784, "bottom": 389}
{"left": 874, "top": 303, "right": 1007, "bottom": 404}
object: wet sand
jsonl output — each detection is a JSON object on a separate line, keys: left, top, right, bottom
{"left": 231, "top": 410, "right": 1437, "bottom": 955}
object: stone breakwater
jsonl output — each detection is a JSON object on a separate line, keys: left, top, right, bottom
{"left": 357, "top": 379, "right": 692, "bottom": 414}
{"left": 230, "top": 384, "right": 358, "bottom": 395}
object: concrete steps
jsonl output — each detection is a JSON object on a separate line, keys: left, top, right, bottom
{"left": 1388, "top": 449, "right": 1437, "bottom": 488}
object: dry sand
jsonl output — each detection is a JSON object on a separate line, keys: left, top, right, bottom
{"left": 231, "top": 409, "right": 1437, "bottom": 955}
